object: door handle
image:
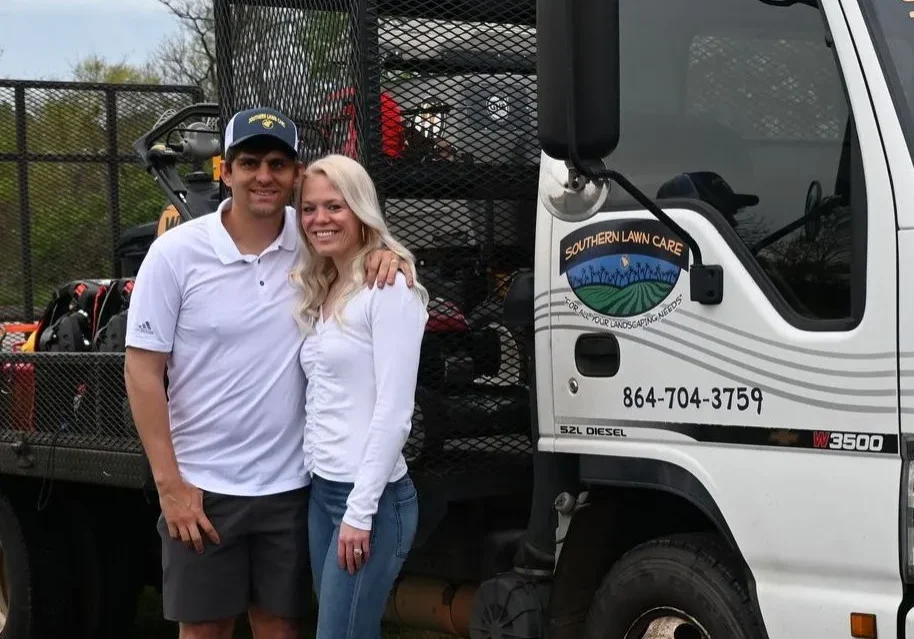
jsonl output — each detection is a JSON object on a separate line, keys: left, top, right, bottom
{"left": 575, "top": 333, "right": 620, "bottom": 377}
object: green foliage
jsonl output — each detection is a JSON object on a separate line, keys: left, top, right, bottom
{"left": 1, "top": 0, "right": 383, "bottom": 318}
{"left": 72, "top": 54, "right": 163, "bottom": 85}
{"left": 0, "top": 57, "right": 198, "bottom": 320}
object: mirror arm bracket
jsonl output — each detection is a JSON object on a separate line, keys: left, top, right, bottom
{"left": 568, "top": 159, "right": 723, "bottom": 306}
{"left": 559, "top": 0, "right": 721, "bottom": 305}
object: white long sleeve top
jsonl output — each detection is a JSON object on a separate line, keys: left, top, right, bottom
{"left": 298, "top": 271, "right": 428, "bottom": 530}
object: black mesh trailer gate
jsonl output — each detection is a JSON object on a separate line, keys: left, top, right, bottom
{"left": 215, "top": 0, "right": 540, "bottom": 498}
{"left": 0, "top": 0, "right": 540, "bottom": 500}
{"left": 0, "top": 80, "right": 205, "bottom": 323}
{"left": 0, "top": 80, "right": 204, "bottom": 488}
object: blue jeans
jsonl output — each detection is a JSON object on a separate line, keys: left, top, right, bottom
{"left": 308, "top": 473, "right": 419, "bottom": 639}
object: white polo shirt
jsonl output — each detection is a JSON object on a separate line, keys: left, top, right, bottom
{"left": 125, "top": 198, "right": 309, "bottom": 497}
{"left": 299, "top": 271, "right": 428, "bottom": 530}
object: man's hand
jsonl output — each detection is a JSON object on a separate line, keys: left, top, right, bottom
{"left": 126, "top": 347, "right": 220, "bottom": 553}
{"left": 365, "top": 249, "right": 414, "bottom": 289}
{"left": 338, "top": 522, "right": 371, "bottom": 575}
{"left": 158, "top": 479, "right": 221, "bottom": 554}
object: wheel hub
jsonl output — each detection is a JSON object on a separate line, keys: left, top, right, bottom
{"left": 0, "top": 544, "right": 9, "bottom": 632}
{"left": 626, "top": 607, "right": 711, "bottom": 639}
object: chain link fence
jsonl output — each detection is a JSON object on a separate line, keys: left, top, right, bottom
{"left": 215, "top": 0, "right": 539, "bottom": 482}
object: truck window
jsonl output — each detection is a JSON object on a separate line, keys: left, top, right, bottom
{"left": 860, "top": 0, "right": 914, "bottom": 161}
{"left": 608, "top": 0, "right": 865, "bottom": 325}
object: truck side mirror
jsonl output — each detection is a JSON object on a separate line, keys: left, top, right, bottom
{"left": 536, "top": 0, "right": 620, "bottom": 162}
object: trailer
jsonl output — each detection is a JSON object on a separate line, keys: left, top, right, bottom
{"left": 5, "top": 0, "right": 914, "bottom": 637}
{"left": 0, "top": 1, "right": 547, "bottom": 637}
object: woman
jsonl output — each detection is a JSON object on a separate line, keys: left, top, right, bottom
{"left": 289, "top": 153, "right": 429, "bottom": 638}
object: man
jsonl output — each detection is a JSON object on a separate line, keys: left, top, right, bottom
{"left": 124, "top": 106, "right": 411, "bottom": 639}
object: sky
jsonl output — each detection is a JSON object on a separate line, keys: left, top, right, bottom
{"left": 0, "top": 0, "right": 181, "bottom": 80}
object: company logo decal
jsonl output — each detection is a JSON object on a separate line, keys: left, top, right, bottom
{"left": 559, "top": 219, "right": 690, "bottom": 329}
{"left": 247, "top": 112, "right": 286, "bottom": 128}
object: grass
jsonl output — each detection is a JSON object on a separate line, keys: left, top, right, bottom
{"left": 132, "top": 587, "right": 450, "bottom": 639}
{"left": 575, "top": 280, "right": 673, "bottom": 316}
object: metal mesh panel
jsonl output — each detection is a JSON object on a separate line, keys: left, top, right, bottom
{"left": 0, "top": 325, "right": 32, "bottom": 353}
{"left": 0, "top": 161, "right": 20, "bottom": 317}
{"left": 29, "top": 163, "right": 112, "bottom": 303}
{"left": 0, "top": 348, "right": 150, "bottom": 488}
{"left": 215, "top": 0, "right": 538, "bottom": 479}
{"left": 0, "top": 80, "right": 204, "bottom": 322}
{"left": 0, "top": 352, "right": 137, "bottom": 450}
{"left": 0, "top": 81, "right": 202, "bottom": 485}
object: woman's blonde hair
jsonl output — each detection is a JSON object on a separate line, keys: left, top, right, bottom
{"left": 289, "top": 153, "right": 428, "bottom": 332}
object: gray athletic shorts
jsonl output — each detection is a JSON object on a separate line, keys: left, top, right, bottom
{"left": 156, "top": 486, "right": 311, "bottom": 623}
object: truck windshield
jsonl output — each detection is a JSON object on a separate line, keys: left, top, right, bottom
{"left": 603, "top": 0, "right": 865, "bottom": 323}
{"left": 861, "top": 0, "right": 914, "bottom": 160}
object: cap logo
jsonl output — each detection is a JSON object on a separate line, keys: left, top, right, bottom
{"left": 247, "top": 112, "right": 286, "bottom": 129}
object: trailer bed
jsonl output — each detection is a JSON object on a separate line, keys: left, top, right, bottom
{"left": 0, "top": 351, "right": 534, "bottom": 497}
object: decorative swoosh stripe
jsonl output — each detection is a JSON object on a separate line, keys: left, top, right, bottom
{"left": 547, "top": 317, "right": 899, "bottom": 397}
{"left": 534, "top": 287, "right": 900, "bottom": 360}
{"left": 677, "top": 308, "right": 899, "bottom": 360}
{"left": 547, "top": 323, "right": 900, "bottom": 413}
{"left": 660, "top": 319, "right": 897, "bottom": 379}
{"left": 537, "top": 311, "right": 899, "bottom": 380}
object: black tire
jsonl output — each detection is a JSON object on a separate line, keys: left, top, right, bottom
{"left": 0, "top": 491, "right": 29, "bottom": 639}
{"left": 583, "top": 533, "right": 765, "bottom": 639}
{"left": 0, "top": 490, "right": 71, "bottom": 639}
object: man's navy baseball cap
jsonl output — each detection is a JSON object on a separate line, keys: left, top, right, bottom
{"left": 224, "top": 107, "right": 299, "bottom": 157}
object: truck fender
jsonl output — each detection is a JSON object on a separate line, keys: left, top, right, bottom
{"left": 545, "top": 455, "right": 770, "bottom": 639}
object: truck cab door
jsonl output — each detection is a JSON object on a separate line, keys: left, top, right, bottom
{"left": 545, "top": 0, "right": 898, "bottom": 455}
{"left": 539, "top": 1, "right": 903, "bottom": 635}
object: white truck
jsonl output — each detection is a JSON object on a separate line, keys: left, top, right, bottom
{"left": 2, "top": 0, "right": 913, "bottom": 637}
{"left": 517, "top": 0, "right": 914, "bottom": 636}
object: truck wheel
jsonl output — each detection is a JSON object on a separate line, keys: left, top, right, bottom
{"left": 0, "top": 527, "right": 10, "bottom": 637}
{"left": 583, "top": 533, "right": 764, "bottom": 639}
{"left": 0, "top": 491, "right": 70, "bottom": 639}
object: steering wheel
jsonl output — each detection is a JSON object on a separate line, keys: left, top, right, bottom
{"left": 804, "top": 180, "right": 823, "bottom": 241}
{"left": 749, "top": 179, "right": 830, "bottom": 255}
